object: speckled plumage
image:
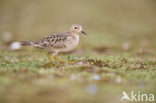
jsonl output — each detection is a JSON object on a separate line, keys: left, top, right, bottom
{"left": 21, "top": 24, "right": 87, "bottom": 63}
{"left": 37, "top": 31, "right": 79, "bottom": 53}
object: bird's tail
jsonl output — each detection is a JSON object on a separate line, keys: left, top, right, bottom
{"left": 21, "top": 41, "right": 39, "bottom": 46}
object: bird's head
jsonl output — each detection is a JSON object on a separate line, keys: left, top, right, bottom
{"left": 70, "top": 24, "right": 87, "bottom": 35}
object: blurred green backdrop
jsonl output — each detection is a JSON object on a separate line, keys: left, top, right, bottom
{"left": 0, "top": 0, "right": 156, "bottom": 52}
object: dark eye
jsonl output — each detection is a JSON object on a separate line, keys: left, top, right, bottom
{"left": 75, "top": 27, "right": 77, "bottom": 29}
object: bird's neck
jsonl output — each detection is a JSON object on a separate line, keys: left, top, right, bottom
{"left": 71, "top": 30, "right": 79, "bottom": 35}
{"left": 71, "top": 32, "right": 79, "bottom": 40}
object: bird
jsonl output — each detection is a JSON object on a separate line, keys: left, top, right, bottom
{"left": 21, "top": 24, "right": 87, "bottom": 63}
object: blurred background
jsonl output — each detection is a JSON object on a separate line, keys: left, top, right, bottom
{"left": 0, "top": 0, "right": 156, "bottom": 103}
{"left": 0, "top": 0, "right": 156, "bottom": 55}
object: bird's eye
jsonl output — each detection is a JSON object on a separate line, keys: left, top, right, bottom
{"left": 75, "top": 27, "right": 77, "bottom": 29}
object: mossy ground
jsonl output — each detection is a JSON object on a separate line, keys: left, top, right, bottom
{"left": 0, "top": 49, "right": 156, "bottom": 103}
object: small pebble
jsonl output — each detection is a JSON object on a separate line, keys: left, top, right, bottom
{"left": 73, "top": 57, "right": 78, "bottom": 59}
{"left": 122, "top": 42, "right": 130, "bottom": 50}
{"left": 115, "top": 77, "right": 122, "bottom": 83}
{"left": 86, "top": 84, "right": 98, "bottom": 95}
{"left": 93, "top": 74, "right": 101, "bottom": 80}
{"left": 5, "top": 56, "right": 9, "bottom": 60}
{"left": 139, "top": 81, "right": 146, "bottom": 88}
{"left": 3, "top": 32, "right": 12, "bottom": 42}
{"left": 111, "top": 72, "right": 115, "bottom": 76}
{"left": 70, "top": 75, "right": 77, "bottom": 80}
{"left": 10, "top": 42, "right": 21, "bottom": 50}
{"left": 11, "top": 60, "right": 14, "bottom": 63}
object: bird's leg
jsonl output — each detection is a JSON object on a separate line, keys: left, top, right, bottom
{"left": 53, "top": 54, "right": 66, "bottom": 63}
{"left": 53, "top": 53, "right": 76, "bottom": 63}
{"left": 47, "top": 52, "right": 52, "bottom": 62}
{"left": 39, "top": 52, "right": 53, "bottom": 68}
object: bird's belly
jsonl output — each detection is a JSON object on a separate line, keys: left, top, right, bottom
{"left": 47, "top": 39, "right": 79, "bottom": 53}
{"left": 59, "top": 39, "right": 79, "bottom": 52}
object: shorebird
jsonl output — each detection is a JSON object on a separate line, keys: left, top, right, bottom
{"left": 21, "top": 24, "right": 87, "bottom": 63}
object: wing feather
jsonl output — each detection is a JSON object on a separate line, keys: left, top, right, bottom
{"left": 39, "top": 32, "right": 71, "bottom": 49}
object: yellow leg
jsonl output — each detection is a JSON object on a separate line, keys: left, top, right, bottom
{"left": 47, "top": 52, "right": 52, "bottom": 62}
{"left": 54, "top": 54, "right": 66, "bottom": 63}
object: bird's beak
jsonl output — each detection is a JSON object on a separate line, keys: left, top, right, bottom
{"left": 81, "top": 30, "right": 87, "bottom": 35}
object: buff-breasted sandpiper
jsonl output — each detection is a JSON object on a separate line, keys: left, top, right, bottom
{"left": 21, "top": 24, "right": 87, "bottom": 63}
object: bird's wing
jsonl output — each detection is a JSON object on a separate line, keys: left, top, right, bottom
{"left": 39, "top": 32, "right": 71, "bottom": 49}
